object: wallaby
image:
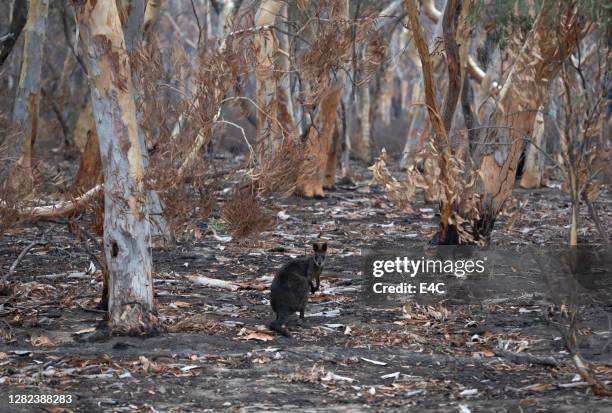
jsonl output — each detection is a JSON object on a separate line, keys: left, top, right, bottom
{"left": 268, "top": 242, "right": 327, "bottom": 337}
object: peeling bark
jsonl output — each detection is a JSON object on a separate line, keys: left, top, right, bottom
{"left": 254, "top": 0, "right": 290, "bottom": 157}
{"left": 117, "top": 0, "right": 145, "bottom": 52}
{"left": 295, "top": 0, "right": 348, "bottom": 197}
{"left": 472, "top": 1, "right": 589, "bottom": 241}
{"left": 7, "top": 0, "right": 49, "bottom": 184}
{"left": 354, "top": 79, "right": 371, "bottom": 162}
{"left": 399, "top": 2, "right": 446, "bottom": 169}
{"left": 74, "top": 0, "right": 172, "bottom": 248}
{"left": 519, "top": 105, "right": 546, "bottom": 188}
{"left": 74, "top": 0, "right": 158, "bottom": 335}
{"left": 73, "top": 108, "right": 103, "bottom": 192}
{"left": 405, "top": 0, "right": 457, "bottom": 243}
{"left": 296, "top": 87, "right": 343, "bottom": 197}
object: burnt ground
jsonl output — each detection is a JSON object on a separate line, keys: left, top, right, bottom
{"left": 0, "top": 162, "right": 611, "bottom": 413}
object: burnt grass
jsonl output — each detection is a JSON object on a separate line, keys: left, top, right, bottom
{"left": 1, "top": 163, "right": 611, "bottom": 412}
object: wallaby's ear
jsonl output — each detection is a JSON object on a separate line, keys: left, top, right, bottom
{"left": 321, "top": 242, "right": 328, "bottom": 252}
{"left": 312, "top": 242, "right": 319, "bottom": 252}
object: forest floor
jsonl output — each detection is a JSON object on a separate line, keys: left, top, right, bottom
{"left": 0, "top": 160, "right": 611, "bottom": 413}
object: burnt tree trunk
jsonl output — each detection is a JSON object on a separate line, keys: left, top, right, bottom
{"left": 405, "top": 0, "right": 460, "bottom": 243}
{"left": 296, "top": 0, "right": 348, "bottom": 197}
{"left": 6, "top": 0, "right": 48, "bottom": 185}
{"left": 74, "top": 0, "right": 158, "bottom": 335}
{"left": 254, "top": 0, "right": 292, "bottom": 159}
{"left": 470, "top": 2, "right": 589, "bottom": 243}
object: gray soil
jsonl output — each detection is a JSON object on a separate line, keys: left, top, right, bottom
{"left": 1, "top": 163, "right": 611, "bottom": 412}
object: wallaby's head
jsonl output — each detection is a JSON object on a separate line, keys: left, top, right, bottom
{"left": 312, "top": 242, "right": 328, "bottom": 268}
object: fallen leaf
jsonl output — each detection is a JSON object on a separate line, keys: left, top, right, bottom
{"left": 74, "top": 327, "right": 96, "bottom": 335}
{"left": 239, "top": 332, "right": 275, "bottom": 342}
{"left": 321, "top": 371, "right": 356, "bottom": 383}
{"left": 31, "top": 335, "right": 54, "bottom": 347}
{"left": 525, "top": 383, "right": 554, "bottom": 392}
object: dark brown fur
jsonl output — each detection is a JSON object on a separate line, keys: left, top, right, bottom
{"left": 268, "top": 242, "right": 327, "bottom": 337}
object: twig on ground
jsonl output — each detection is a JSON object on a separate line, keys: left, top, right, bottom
{"left": 4, "top": 240, "right": 46, "bottom": 282}
{"left": 187, "top": 274, "right": 240, "bottom": 291}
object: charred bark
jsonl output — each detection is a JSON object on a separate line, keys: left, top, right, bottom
{"left": 471, "top": 2, "right": 590, "bottom": 242}
{"left": 296, "top": 0, "right": 349, "bottom": 197}
{"left": 254, "top": 0, "right": 291, "bottom": 158}
{"left": 6, "top": 0, "right": 49, "bottom": 185}
{"left": 405, "top": 0, "right": 458, "bottom": 244}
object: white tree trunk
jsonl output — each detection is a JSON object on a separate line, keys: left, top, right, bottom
{"left": 75, "top": 0, "right": 157, "bottom": 334}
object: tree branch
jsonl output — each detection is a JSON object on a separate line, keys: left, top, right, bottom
{"left": 0, "top": 0, "right": 28, "bottom": 66}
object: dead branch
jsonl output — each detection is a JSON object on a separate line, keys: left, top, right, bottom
{"left": 493, "top": 347, "right": 559, "bottom": 367}
{"left": 570, "top": 352, "right": 612, "bottom": 396}
{"left": 162, "top": 11, "right": 197, "bottom": 49}
{"left": 4, "top": 240, "right": 46, "bottom": 282}
{"left": 187, "top": 274, "right": 240, "bottom": 291}
{"left": 0, "top": 0, "right": 28, "bottom": 66}
{"left": 19, "top": 184, "right": 103, "bottom": 220}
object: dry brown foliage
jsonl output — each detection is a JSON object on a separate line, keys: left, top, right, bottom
{"left": 371, "top": 140, "right": 482, "bottom": 244}
{"left": 250, "top": 135, "right": 309, "bottom": 198}
{"left": 370, "top": 148, "right": 418, "bottom": 213}
{"left": 221, "top": 183, "right": 275, "bottom": 240}
{"left": 132, "top": 22, "right": 259, "bottom": 239}
{"left": 0, "top": 113, "right": 43, "bottom": 234}
{"left": 166, "top": 314, "right": 231, "bottom": 335}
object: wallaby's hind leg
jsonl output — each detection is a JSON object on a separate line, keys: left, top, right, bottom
{"left": 269, "top": 311, "right": 291, "bottom": 337}
{"left": 299, "top": 307, "right": 305, "bottom": 320}
{"left": 298, "top": 307, "right": 309, "bottom": 327}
